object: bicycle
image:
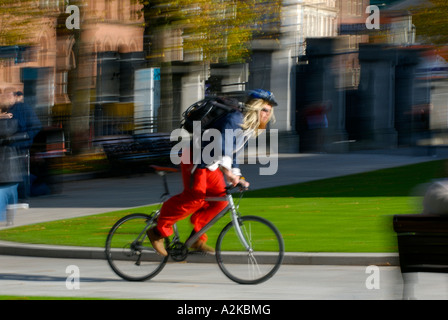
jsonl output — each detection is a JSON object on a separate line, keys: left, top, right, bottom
{"left": 105, "top": 165, "right": 284, "bottom": 285}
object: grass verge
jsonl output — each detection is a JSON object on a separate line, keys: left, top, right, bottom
{"left": 0, "top": 159, "right": 445, "bottom": 253}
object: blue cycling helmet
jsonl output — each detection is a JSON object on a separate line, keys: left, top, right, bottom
{"left": 247, "top": 89, "right": 278, "bottom": 106}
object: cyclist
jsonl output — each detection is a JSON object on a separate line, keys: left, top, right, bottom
{"left": 148, "top": 89, "right": 278, "bottom": 256}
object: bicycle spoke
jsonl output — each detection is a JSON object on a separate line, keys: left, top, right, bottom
{"left": 248, "top": 252, "right": 262, "bottom": 277}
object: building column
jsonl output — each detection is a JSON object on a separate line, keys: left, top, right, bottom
{"left": 297, "top": 37, "right": 348, "bottom": 153}
{"left": 394, "top": 47, "right": 422, "bottom": 146}
{"left": 358, "top": 44, "right": 398, "bottom": 149}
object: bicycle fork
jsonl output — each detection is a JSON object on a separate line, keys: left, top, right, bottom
{"left": 209, "top": 193, "right": 253, "bottom": 252}
{"left": 228, "top": 195, "right": 252, "bottom": 252}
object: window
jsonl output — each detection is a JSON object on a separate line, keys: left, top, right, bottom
{"left": 39, "top": 0, "right": 65, "bottom": 11}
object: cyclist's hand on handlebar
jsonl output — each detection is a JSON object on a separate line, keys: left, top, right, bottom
{"left": 222, "top": 167, "right": 249, "bottom": 188}
{"left": 225, "top": 171, "right": 240, "bottom": 186}
{"left": 237, "top": 177, "right": 250, "bottom": 189}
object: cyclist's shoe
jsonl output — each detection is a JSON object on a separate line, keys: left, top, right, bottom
{"left": 147, "top": 227, "right": 168, "bottom": 257}
{"left": 191, "top": 240, "right": 215, "bottom": 254}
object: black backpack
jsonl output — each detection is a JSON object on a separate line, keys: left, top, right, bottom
{"left": 181, "top": 96, "right": 242, "bottom": 133}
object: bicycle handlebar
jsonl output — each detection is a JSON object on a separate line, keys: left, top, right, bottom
{"left": 225, "top": 183, "right": 249, "bottom": 193}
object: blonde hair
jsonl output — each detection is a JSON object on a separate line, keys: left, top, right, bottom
{"left": 241, "top": 99, "right": 275, "bottom": 136}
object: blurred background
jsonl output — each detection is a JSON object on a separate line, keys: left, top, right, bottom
{"left": 0, "top": 0, "right": 447, "bottom": 197}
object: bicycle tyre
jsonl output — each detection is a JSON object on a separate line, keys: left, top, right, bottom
{"left": 105, "top": 213, "right": 169, "bottom": 281}
{"left": 216, "top": 215, "right": 284, "bottom": 285}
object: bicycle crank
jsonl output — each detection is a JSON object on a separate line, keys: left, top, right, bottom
{"left": 168, "top": 242, "right": 188, "bottom": 261}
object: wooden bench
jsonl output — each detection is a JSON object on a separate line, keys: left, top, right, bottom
{"left": 99, "top": 133, "right": 175, "bottom": 173}
{"left": 393, "top": 214, "right": 448, "bottom": 299}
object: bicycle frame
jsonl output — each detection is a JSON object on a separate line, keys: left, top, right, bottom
{"left": 144, "top": 168, "right": 251, "bottom": 254}
{"left": 183, "top": 192, "right": 250, "bottom": 251}
{"left": 140, "top": 191, "right": 250, "bottom": 255}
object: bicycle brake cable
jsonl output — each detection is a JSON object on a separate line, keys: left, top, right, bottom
{"left": 235, "top": 189, "right": 245, "bottom": 210}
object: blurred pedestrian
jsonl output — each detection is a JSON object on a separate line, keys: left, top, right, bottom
{"left": 0, "top": 91, "right": 24, "bottom": 225}
{"left": 303, "top": 100, "right": 331, "bottom": 153}
{"left": 6, "top": 90, "right": 41, "bottom": 150}
{"left": 3, "top": 89, "right": 42, "bottom": 199}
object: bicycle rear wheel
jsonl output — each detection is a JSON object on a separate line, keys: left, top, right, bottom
{"left": 105, "top": 213, "right": 168, "bottom": 281}
{"left": 216, "top": 215, "right": 284, "bottom": 285}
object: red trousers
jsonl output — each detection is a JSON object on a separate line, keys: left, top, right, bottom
{"left": 156, "top": 162, "right": 228, "bottom": 242}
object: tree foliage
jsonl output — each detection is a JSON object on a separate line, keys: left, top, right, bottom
{"left": 411, "top": 0, "right": 448, "bottom": 46}
{"left": 0, "top": 0, "right": 46, "bottom": 46}
{"left": 139, "top": 0, "right": 281, "bottom": 64}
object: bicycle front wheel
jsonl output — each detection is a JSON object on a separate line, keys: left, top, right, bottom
{"left": 216, "top": 215, "right": 284, "bottom": 285}
{"left": 105, "top": 213, "right": 169, "bottom": 281}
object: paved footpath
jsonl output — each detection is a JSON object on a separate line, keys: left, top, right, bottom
{"left": 0, "top": 151, "right": 444, "bottom": 266}
{"left": 2, "top": 255, "right": 447, "bottom": 300}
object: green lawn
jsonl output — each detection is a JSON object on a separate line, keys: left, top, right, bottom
{"left": 0, "top": 159, "right": 445, "bottom": 253}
